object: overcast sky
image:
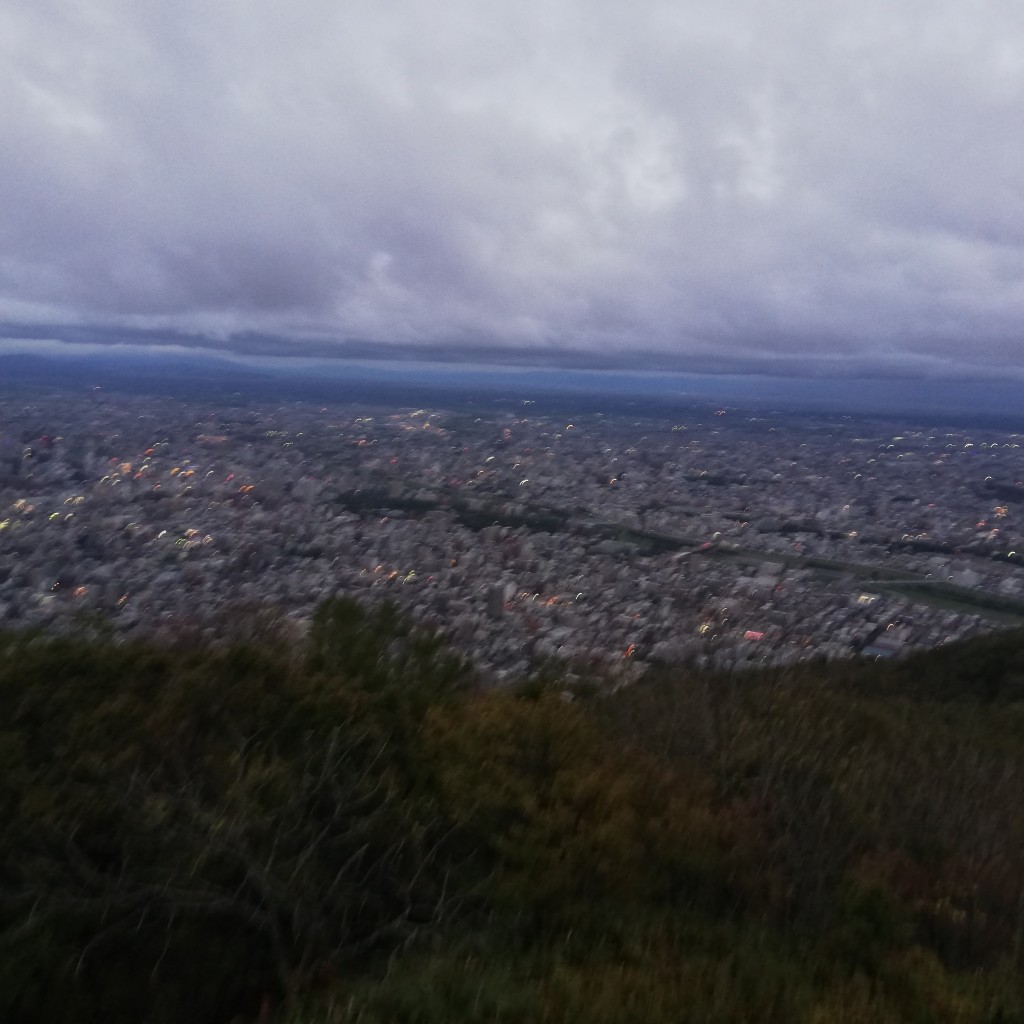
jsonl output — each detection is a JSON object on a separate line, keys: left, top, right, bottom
{"left": 2, "top": 0, "right": 1024, "bottom": 378}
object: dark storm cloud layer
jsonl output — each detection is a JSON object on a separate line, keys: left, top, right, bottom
{"left": 2, "top": 0, "right": 1024, "bottom": 376}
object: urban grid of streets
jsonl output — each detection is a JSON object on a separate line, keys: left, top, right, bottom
{"left": 2, "top": 384, "right": 1024, "bottom": 682}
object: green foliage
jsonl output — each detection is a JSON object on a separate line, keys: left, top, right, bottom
{"left": 0, "top": 608, "right": 473, "bottom": 1024}
{"left": 3, "top": 606, "right": 1024, "bottom": 1022}
{"left": 308, "top": 597, "right": 473, "bottom": 713}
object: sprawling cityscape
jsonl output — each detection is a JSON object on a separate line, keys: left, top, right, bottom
{"left": 3, "top": 374, "right": 1023, "bottom": 682}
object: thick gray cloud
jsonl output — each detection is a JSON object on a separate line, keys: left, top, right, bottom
{"left": 2, "top": 0, "right": 1024, "bottom": 376}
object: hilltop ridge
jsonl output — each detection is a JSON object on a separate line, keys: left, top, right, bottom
{"left": 2, "top": 600, "right": 1023, "bottom": 1023}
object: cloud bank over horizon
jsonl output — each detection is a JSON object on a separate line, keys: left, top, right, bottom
{"left": 2, "top": 0, "right": 1024, "bottom": 379}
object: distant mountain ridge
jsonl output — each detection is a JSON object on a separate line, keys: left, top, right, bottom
{"left": 3, "top": 345, "right": 1024, "bottom": 427}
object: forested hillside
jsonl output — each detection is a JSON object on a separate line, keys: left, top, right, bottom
{"left": 2, "top": 602, "right": 1023, "bottom": 1023}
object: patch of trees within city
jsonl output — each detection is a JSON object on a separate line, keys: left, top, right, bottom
{"left": 2, "top": 601, "right": 1024, "bottom": 1023}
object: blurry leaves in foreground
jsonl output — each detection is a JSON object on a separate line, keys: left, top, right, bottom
{"left": 1, "top": 603, "right": 1023, "bottom": 1023}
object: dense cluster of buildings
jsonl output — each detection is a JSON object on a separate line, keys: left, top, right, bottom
{"left": 1, "top": 383, "right": 1022, "bottom": 680}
